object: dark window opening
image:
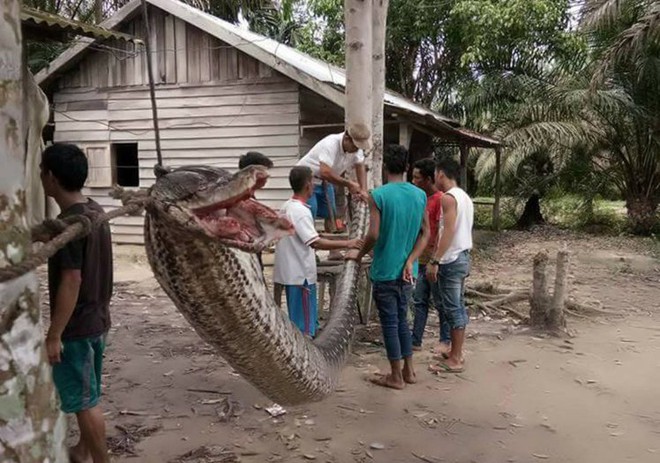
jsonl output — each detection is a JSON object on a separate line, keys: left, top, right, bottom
{"left": 113, "top": 143, "right": 139, "bottom": 187}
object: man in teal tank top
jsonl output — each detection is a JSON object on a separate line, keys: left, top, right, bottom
{"left": 347, "top": 145, "right": 429, "bottom": 389}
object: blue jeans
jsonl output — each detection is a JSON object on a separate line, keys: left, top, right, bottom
{"left": 411, "top": 265, "right": 451, "bottom": 346}
{"left": 307, "top": 183, "right": 336, "bottom": 219}
{"left": 372, "top": 279, "right": 413, "bottom": 361}
{"left": 436, "top": 251, "right": 471, "bottom": 330}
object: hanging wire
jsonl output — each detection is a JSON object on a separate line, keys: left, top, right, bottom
{"left": 140, "top": 0, "right": 163, "bottom": 167}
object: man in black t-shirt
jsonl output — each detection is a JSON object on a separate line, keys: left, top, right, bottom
{"left": 40, "top": 143, "right": 112, "bottom": 463}
{"left": 238, "top": 151, "right": 274, "bottom": 272}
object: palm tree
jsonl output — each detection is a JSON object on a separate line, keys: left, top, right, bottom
{"left": 458, "top": 0, "right": 659, "bottom": 234}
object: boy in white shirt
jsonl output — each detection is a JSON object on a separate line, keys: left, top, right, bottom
{"left": 274, "top": 166, "right": 362, "bottom": 337}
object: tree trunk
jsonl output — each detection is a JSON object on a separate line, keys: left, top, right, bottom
{"left": 0, "top": 3, "right": 68, "bottom": 461}
{"left": 626, "top": 196, "right": 659, "bottom": 235}
{"left": 371, "top": 0, "right": 388, "bottom": 188}
{"left": 529, "top": 251, "right": 550, "bottom": 327}
{"left": 549, "top": 250, "right": 568, "bottom": 330}
{"left": 516, "top": 193, "right": 545, "bottom": 229}
{"left": 345, "top": 0, "right": 373, "bottom": 152}
{"left": 529, "top": 250, "right": 567, "bottom": 332}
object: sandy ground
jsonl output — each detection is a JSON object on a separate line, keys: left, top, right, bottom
{"left": 41, "top": 228, "right": 660, "bottom": 463}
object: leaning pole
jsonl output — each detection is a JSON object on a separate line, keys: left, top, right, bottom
{"left": 0, "top": 1, "right": 67, "bottom": 460}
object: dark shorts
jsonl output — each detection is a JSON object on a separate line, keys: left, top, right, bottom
{"left": 307, "top": 183, "right": 336, "bottom": 219}
{"left": 52, "top": 334, "right": 106, "bottom": 414}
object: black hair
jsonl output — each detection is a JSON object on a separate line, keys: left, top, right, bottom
{"left": 435, "top": 157, "right": 461, "bottom": 181}
{"left": 289, "top": 166, "right": 313, "bottom": 194}
{"left": 384, "top": 144, "right": 408, "bottom": 174}
{"left": 238, "top": 151, "right": 274, "bottom": 170}
{"left": 41, "top": 143, "right": 88, "bottom": 192}
{"left": 413, "top": 158, "right": 436, "bottom": 180}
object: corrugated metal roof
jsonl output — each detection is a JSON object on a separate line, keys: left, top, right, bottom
{"left": 36, "top": 0, "right": 501, "bottom": 147}
{"left": 21, "top": 6, "right": 142, "bottom": 43}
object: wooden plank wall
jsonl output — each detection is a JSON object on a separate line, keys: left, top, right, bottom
{"left": 53, "top": 6, "right": 300, "bottom": 244}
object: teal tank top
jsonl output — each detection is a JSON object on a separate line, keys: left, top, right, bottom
{"left": 370, "top": 182, "right": 427, "bottom": 282}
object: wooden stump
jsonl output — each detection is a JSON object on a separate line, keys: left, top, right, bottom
{"left": 529, "top": 250, "right": 568, "bottom": 331}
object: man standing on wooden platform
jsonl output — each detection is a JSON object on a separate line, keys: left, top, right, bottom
{"left": 296, "top": 126, "right": 370, "bottom": 259}
{"left": 410, "top": 158, "right": 451, "bottom": 354}
{"left": 347, "top": 145, "right": 429, "bottom": 389}
{"left": 427, "top": 158, "right": 474, "bottom": 374}
{"left": 40, "top": 144, "right": 112, "bottom": 463}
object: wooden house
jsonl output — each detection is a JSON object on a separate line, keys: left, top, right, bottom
{"left": 37, "top": 0, "right": 500, "bottom": 244}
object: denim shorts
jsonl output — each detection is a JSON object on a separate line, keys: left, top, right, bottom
{"left": 436, "top": 250, "right": 470, "bottom": 330}
{"left": 307, "top": 183, "right": 336, "bottom": 219}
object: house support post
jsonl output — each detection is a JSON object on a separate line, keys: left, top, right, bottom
{"left": 493, "top": 147, "right": 502, "bottom": 231}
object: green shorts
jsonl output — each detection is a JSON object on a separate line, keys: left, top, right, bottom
{"left": 52, "top": 334, "right": 106, "bottom": 414}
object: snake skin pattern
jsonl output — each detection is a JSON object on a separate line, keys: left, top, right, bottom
{"left": 143, "top": 166, "right": 368, "bottom": 405}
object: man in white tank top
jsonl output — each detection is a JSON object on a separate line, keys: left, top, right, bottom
{"left": 427, "top": 158, "right": 473, "bottom": 373}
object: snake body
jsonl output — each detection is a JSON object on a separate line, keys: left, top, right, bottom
{"left": 143, "top": 165, "right": 367, "bottom": 404}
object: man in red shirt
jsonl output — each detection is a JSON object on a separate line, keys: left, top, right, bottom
{"left": 410, "top": 158, "right": 450, "bottom": 354}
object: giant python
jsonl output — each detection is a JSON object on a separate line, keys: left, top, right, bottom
{"left": 143, "top": 164, "right": 367, "bottom": 405}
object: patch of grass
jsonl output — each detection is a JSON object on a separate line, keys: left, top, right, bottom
{"left": 473, "top": 195, "right": 631, "bottom": 235}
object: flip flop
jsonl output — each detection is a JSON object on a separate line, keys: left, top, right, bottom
{"left": 432, "top": 353, "right": 465, "bottom": 363}
{"left": 428, "top": 362, "right": 464, "bottom": 374}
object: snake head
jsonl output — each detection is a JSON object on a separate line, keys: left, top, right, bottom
{"left": 148, "top": 164, "right": 294, "bottom": 252}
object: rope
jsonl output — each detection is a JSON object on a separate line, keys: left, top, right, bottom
{"left": 0, "top": 190, "right": 150, "bottom": 284}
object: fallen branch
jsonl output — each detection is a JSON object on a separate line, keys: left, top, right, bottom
{"left": 565, "top": 299, "right": 620, "bottom": 316}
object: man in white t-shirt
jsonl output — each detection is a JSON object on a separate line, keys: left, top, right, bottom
{"left": 274, "top": 166, "right": 361, "bottom": 337}
{"left": 296, "top": 125, "right": 371, "bottom": 237}
{"left": 426, "top": 158, "right": 474, "bottom": 374}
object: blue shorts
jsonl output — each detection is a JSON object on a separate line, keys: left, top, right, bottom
{"left": 52, "top": 334, "right": 106, "bottom": 413}
{"left": 307, "top": 183, "right": 336, "bottom": 219}
{"left": 284, "top": 281, "right": 318, "bottom": 336}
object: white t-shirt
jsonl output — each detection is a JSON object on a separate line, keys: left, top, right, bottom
{"left": 273, "top": 199, "right": 320, "bottom": 285}
{"left": 296, "top": 133, "right": 365, "bottom": 185}
{"left": 439, "top": 187, "right": 474, "bottom": 264}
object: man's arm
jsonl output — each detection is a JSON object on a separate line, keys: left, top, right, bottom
{"left": 311, "top": 237, "right": 362, "bottom": 251}
{"left": 46, "top": 269, "right": 82, "bottom": 364}
{"left": 319, "top": 162, "right": 362, "bottom": 195}
{"left": 403, "top": 211, "right": 430, "bottom": 282}
{"left": 346, "top": 195, "right": 380, "bottom": 261}
{"left": 354, "top": 163, "right": 367, "bottom": 191}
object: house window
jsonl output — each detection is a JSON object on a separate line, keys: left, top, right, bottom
{"left": 112, "top": 143, "right": 139, "bottom": 187}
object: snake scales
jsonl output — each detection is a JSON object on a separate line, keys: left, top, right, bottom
{"left": 143, "top": 165, "right": 367, "bottom": 405}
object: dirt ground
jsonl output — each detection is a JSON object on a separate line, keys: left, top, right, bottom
{"left": 41, "top": 228, "right": 660, "bottom": 463}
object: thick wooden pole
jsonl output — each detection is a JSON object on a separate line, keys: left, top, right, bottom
{"left": 493, "top": 147, "right": 502, "bottom": 230}
{"left": 459, "top": 144, "right": 469, "bottom": 189}
{"left": 345, "top": 0, "right": 373, "bottom": 155}
{"left": 0, "top": 2, "right": 67, "bottom": 461}
{"left": 371, "top": 0, "right": 388, "bottom": 188}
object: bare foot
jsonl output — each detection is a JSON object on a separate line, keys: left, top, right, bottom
{"left": 368, "top": 374, "right": 405, "bottom": 390}
{"left": 402, "top": 368, "right": 417, "bottom": 384}
{"left": 412, "top": 345, "right": 423, "bottom": 352}
{"left": 432, "top": 353, "right": 464, "bottom": 363}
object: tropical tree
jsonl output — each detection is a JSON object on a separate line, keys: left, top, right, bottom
{"left": 468, "top": 0, "right": 659, "bottom": 233}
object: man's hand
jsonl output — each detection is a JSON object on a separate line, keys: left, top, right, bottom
{"left": 426, "top": 263, "right": 439, "bottom": 282}
{"left": 347, "top": 181, "right": 362, "bottom": 196}
{"left": 344, "top": 249, "right": 361, "bottom": 261}
{"left": 347, "top": 238, "right": 364, "bottom": 249}
{"left": 46, "top": 334, "right": 62, "bottom": 364}
{"left": 403, "top": 260, "right": 415, "bottom": 283}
